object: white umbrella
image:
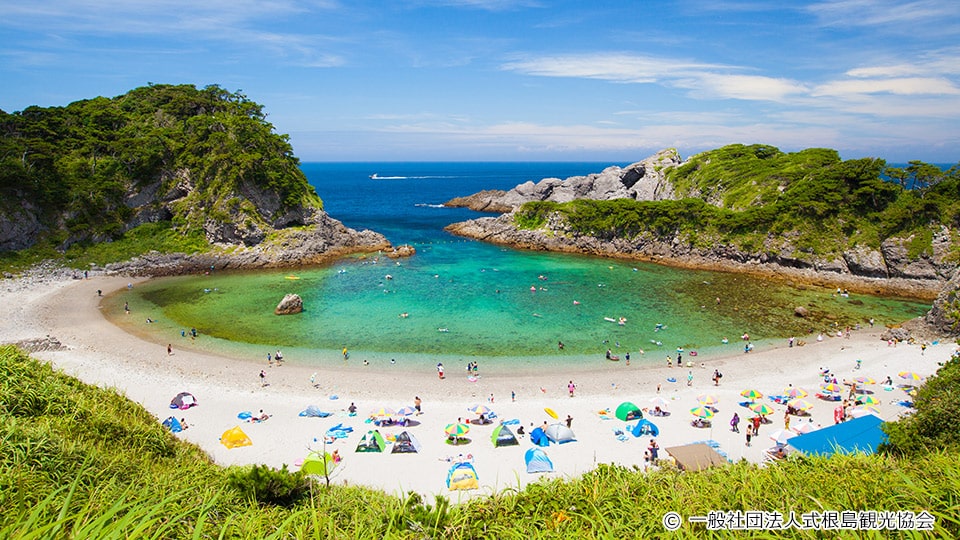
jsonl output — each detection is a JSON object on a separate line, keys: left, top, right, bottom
{"left": 793, "top": 422, "right": 817, "bottom": 435}
{"left": 768, "top": 429, "right": 797, "bottom": 445}
{"left": 648, "top": 397, "right": 670, "bottom": 409}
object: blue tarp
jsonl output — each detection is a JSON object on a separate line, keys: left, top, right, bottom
{"left": 787, "top": 415, "right": 886, "bottom": 457}
{"left": 162, "top": 416, "right": 182, "bottom": 433}
{"left": 530, "top": 427, "right": 550, "bottom": 447}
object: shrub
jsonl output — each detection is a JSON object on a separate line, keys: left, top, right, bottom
{"left": 227, "top": 464, "right": 310, "bottom": 507}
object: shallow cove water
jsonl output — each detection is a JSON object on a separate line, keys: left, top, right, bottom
{"left": 108, "top": 163, "right": 930, "bottom": 371}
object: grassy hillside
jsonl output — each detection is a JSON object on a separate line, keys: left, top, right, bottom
{"left": 515, "top": 144, "right": 960, "bottom": 263}
{"left": 2, "top": 344, "right": 959, "bottom": 538}
{"left": 0, "top": 84, "right": 323, "bottom": 268}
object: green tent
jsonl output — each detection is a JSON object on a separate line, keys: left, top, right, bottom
{"left": 491, "top": 424, "right": 520, "bottom": 447}
{"left": 615, "top": 402, "right": 643, "bottom": 421}
{"left": 355, "top": 430, "right": 386, "bottom": 452}
{"left": 301, "top": 451, "right": 336, "bottom": 475}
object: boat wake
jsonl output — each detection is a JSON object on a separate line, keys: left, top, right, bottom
{"left": 414, "top": 203, "right": 446, "bottom": 208}
{"left": 370, "top": 173, "right": 458, "bottom": 180}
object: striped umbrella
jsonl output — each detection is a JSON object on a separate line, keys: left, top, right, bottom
{"left": 820, "top": 382, "right": 842, "bottom": 393}
{"left": 690, "top": 406, "right": 715, "bottom": 419}
{"left": 444, "top": 423, "right": 470, "bottom": 436}
{"left": 856, "top": 395, "right": 881, "bottom": 406}
{"left": 396, "top": 406, "right": 417, "bottom": 416}
{"left": 854, "top": 376, "right": 876, "bottom": 384}
{"left": 787, "top": 398, "right": 814, "bottom": 412}
{"left": 784, "top": 387, "right": 809, "bottom": 398}
{"left": 740, "top": 389, "right": 763, "bottom": 401}
{"left": 468, "top": 404, "right": 493, "bottom": 415}
{"left": 898, "top": 371, "right": 923, "bottom": 382}
{"left": 696, "top": 394, "right": 720, "bottom": 406}
{"left": 750, "top": 403, "right": 775, "bottom": 416}
{"left": 370, "top": 406, "right": 396, "bottom": 418}
{"left": 850, "top": 406, "right": 881, "bottom": 418}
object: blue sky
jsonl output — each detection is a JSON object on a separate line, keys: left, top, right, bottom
{"left": 2, "top": 1, "right": 959, "bottom": 162}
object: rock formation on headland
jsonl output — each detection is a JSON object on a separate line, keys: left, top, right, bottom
{"left": 0, "top": 84, "right": 399, "bottom": 272}
{"left": 444, "top": 146, "right": 960, "bottom": 336}
{"left": 445, "top": 149, "right": 681, "bottom": 212}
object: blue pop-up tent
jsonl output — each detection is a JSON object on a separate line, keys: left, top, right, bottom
{"left": 787, "top": 415, "right": 886, "bottom": 457}
{"left": 525, "top": 448, "right": 554, "bottom": 473}
{"left": 630, "top": 419, "right": 659, "bottom": 437}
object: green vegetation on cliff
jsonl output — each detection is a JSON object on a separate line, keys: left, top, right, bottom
{"left": 0, "top": 84, "right": 323, "bottom": 264}
{"left": 515, "top": 144, "right": 960, "bottom": 263}
{"left": 2, "top": 344, "right": 959, "bottom": 538}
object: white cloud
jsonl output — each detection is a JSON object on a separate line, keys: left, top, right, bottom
{"left": 806, "top": 0, "right": 960, "bottom": 27}
{"left": 814, "top": 77, "right": 960, "bottom": 97}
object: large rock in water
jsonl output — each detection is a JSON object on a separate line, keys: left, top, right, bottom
{"left": 275, "top": 294, "right": 303, "bottom": 315}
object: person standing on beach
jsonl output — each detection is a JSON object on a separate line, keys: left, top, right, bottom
{"left": 167, "top": 344, "right": 172, "bottom": 356}
{"left": 414, "top": 396, "right": 422, "bottom": 415}
{"left": 259, "top": 370, "right": 266, "bottom": 386}
{"left": 124, "top": 302, "right": 129, "bottom": 314}
{"left": 745, "top": 430, "right": 752, "bottom": 446}
{"left": 568, "top": 380, "right": 576, "bottom": 397}
{"left": 565, "top": 415, "right": 573, "bottom": 428}
{"left": 437, "top": 363, "right": 444, "bottom": 379}
{"left": 730, "top": 413, "right": 740, "bottom": 433}
{"left": 687, "top": 371, "right": 693, "bottom": 386}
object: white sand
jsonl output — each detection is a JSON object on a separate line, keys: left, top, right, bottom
{"left": 2, "top": 274, "right": 950, "bottom": 501}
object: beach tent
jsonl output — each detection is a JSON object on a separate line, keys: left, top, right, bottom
{"left": 525, "top": 447, "right": 554, "bottom": 473}
{"left": 630, "top": 419, "right": 660, "bottom": 437}
{"left": 664, "top": 443, "right": 727, "bottom": 472}
{"left": 301, "top": 451, "right": 337, "bottom": 476}
{"left": 220, "top": 426, "right": 252, "bottom": 449}
{"left": 355, "top": 430, "right": 387, "bottom": 453}
{"left": 392, "top": 431, "right": 422, "bottom": 454}
{"left": 161, "top": 416, "right": 182, "bottom": 433}
{"left": 446, "top": 462, "right": 479, "bottom": 490}
{"left": 615, "top": 402, "right": 643, "bottom": 421}
{"left": 299, "top": 405, "right": 332, "bottom": 417}
{"left": 787, "top": 414, "right": 885, "bottom": 457}
{"left": 530, "top": 427, "right": 550, "bottom": 447}
{"left": 170, "top": 392, "right": 197, "bottom": 410}
{"left": 545, "top": 423, "right": 576, "bottom": 444}
{"left": 491, "top": 424, "right": 520, "bottom": 447}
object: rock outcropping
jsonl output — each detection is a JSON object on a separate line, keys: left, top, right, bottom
{"left": 445, "top": 149, "right": 681, "bottom": 212}
{"left": 275, "top": 294, "right": 303, "bottom": 315}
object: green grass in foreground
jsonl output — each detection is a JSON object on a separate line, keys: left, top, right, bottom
{"left": 1, "top": 344, "right": 958, "bottom": 538}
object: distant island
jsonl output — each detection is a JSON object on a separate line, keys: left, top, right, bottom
{"left": 444, "top": 145, "right": 960, "bottom": 336}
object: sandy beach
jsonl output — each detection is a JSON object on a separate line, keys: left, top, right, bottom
{"left": 3, "top": 273, "right": 950, "bottom": 501}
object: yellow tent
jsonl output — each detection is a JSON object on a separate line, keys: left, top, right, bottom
{"left": 220, "top": 426, "right": 252, "bottom": 449}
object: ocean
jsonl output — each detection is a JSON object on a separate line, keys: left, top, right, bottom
{"left": 109, "top": 162, "right": 930, "bottom": 371}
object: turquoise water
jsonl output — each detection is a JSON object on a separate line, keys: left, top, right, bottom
{"left": 107, "top": 162, "right": 931, "bottom": 370}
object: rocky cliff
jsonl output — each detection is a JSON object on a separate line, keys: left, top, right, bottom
{"left": 445, "top": 149, "right": 681, "bottom": 212}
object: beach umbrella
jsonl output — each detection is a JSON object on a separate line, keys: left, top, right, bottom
{"left": 696, "top": 394, "right": 719, "bottom": 406}
{"left": 793, "top": 422, "right": 817, "bottom": 434}
{"left": 690, "top": 406, "right": 715, "bottom": 419}
{"left": 898, "top": 371, "right": 923, "bottom": 382}
{"left": 648, "top": 397, "right": 670, "bottom": 409}
{"left": 468, "top": 404, "right": 493, "bottom": 415}
{"left": 784, "top": 387, "right": 809, "bottom": 399}
{"left": 768, "top": 429, "right": 796, "bottom": 445}
{"left": 856, "top": 395, "right": 881, "bottom": 406}
{"left": 370, "top": 406, "right": 397, "bottom": 418}
{"left": 740, "top": 389, "right": 763, "bottom": 401}
{"left": 787, "top": 398, "right": 814, "bottom": 412}
{"left": 750, "top": 403, "right": 774, "bottom": 416}
{"left": 396, "top": 406, "right": 417, "bottom": 416}
{"left": 444, "top": 423, "right": 470, "bottom": 437}
{"left": 850, "top": 406, "right": 881, "bottom": 418}
{"left": 820, "top": 382, "right": 842, "bottom": 393}
{"left": 854, "top": 376, "right": 876, "bottom": 384}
